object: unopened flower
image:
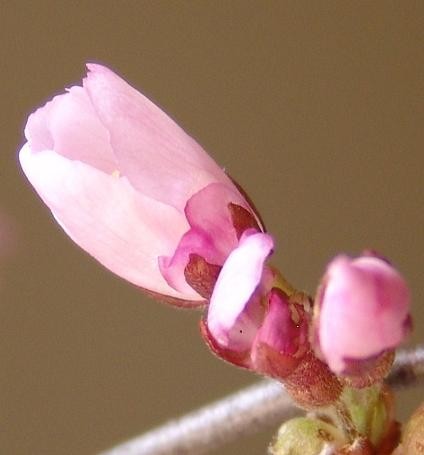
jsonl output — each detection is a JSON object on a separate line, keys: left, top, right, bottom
{"left": 19, "top": 64, "right": 263, "bottom": 305}
{"left": 312, "top": 254, "right": 411, "bottom": 376}
{"left": 268, "top": 416, "right": 347, "bottom": 455}
{"left": 341, "top": 385, "right": 400, "bottom": 452}
{"left": 203, "top": 231, "right": 314, "bottom": 380}
{"left": 206, "top": 231, "right": 275, "bottom": 353}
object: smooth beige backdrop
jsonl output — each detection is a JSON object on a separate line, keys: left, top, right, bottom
{"left": 1, "top": 2, "right": 423, "bottom": 454}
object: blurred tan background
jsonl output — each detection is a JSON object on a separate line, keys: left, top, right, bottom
{"left": 1, "top": 2, "right": 423, "bottom": 454}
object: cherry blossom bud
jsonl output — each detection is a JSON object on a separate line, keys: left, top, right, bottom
{"left": 204, "top": 231, "right": 314, "bottom": 384}
{"left": 269, "top": 417, "right": 347, "bottom": 455}
{"left": 19, "top": 64, "right": 262, "bottom": 305}
{"left": 341, "top": 385, "right": 400, "bottom": 452}
{"left": 312, "top": 254, "right": 411, "bottom": 376}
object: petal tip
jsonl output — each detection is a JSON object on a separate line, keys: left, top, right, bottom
{"left": 86, "top": 62, "right": 113, "bottom": 75}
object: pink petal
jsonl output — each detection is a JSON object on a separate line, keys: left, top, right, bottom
{"left": 83, "top": 64, "right": 234, "bottom": 211}
{"left": 158, "top": 228, "right": 215, "bottom": 295}
{"left": 25, "top": 86, "right": 118, "bottom": 174}
{"left": 254, "top": 289, "right": 308, "bottom": 355}
{"left": 19, "top": 144, "right": 202, "bottom": 302}
{"left": 207, "top": 232, "right": 274, "bottom": 351}
{"left": 250, "top": 289, "right": 310, "bottom": 379}
{"left": 159, "top": 182, "right": 252, "bottom": 294}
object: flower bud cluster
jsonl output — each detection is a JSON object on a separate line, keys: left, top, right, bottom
{"left": 19, "top": 64, "right": 413, "bottom": 441}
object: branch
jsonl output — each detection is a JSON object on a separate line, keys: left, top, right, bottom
{"left": 386, "top": 345, "right": 424, "bottom": 388}
{"left": 100, "top": 345, "right": 424, "bottom": 455}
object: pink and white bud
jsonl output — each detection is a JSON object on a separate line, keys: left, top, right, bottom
{"left": 204, "top": 231, "right": 311, "bottom": 380}
{"left": 19, "top": 64, "right": 262, "bottom": 305}
{"left": 313, "top": 254, "right": 411, "bottom": 375}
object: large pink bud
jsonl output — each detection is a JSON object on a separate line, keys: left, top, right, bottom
{"left": 312, "top": 254, "right": 411, "bottom": 376}
{"left": 19, "top": 64, "right": 262, "bottom": 305}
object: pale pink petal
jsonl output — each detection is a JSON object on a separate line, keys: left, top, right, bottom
{"left": 318, "top": 255, "right": 411, "bottom": 373}
{"left": 158, "top": 228, "right": 214, "bottom": 295}
{"left": 24, "top": 96, "right": 55, "bottom": 151}
{"left": 159, "top": 182, "right": 252, "bottom": 294}
{"left": 83, "top": 64, "right": 234, "bottom": 210}
{"left": 19, "top": 144, "right": 202, "bottom": 302}
{"left": 207, "top": 232, "right": 274, "bottom": 351}
{"left": 185, "top": 182, "right": 253, "bottom": 256}
{"left": 25, "top": 86, "right": 117, "bottom": 174}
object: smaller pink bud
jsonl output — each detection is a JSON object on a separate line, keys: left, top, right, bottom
{"left": 312, "top": 254, "right": 411, "bottom": 375}
{"left": 204, "top": 231, "right": 312, "bottom": 381}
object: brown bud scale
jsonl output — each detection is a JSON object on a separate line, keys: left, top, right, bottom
{"left": 184, "top": 254, "right": 221, "bottom": 300}
{"left": 228, "top": 202, "right": 261, "bottom": 239}
{"left": 284, "top": 350, "right": 343, "bottom": 408}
